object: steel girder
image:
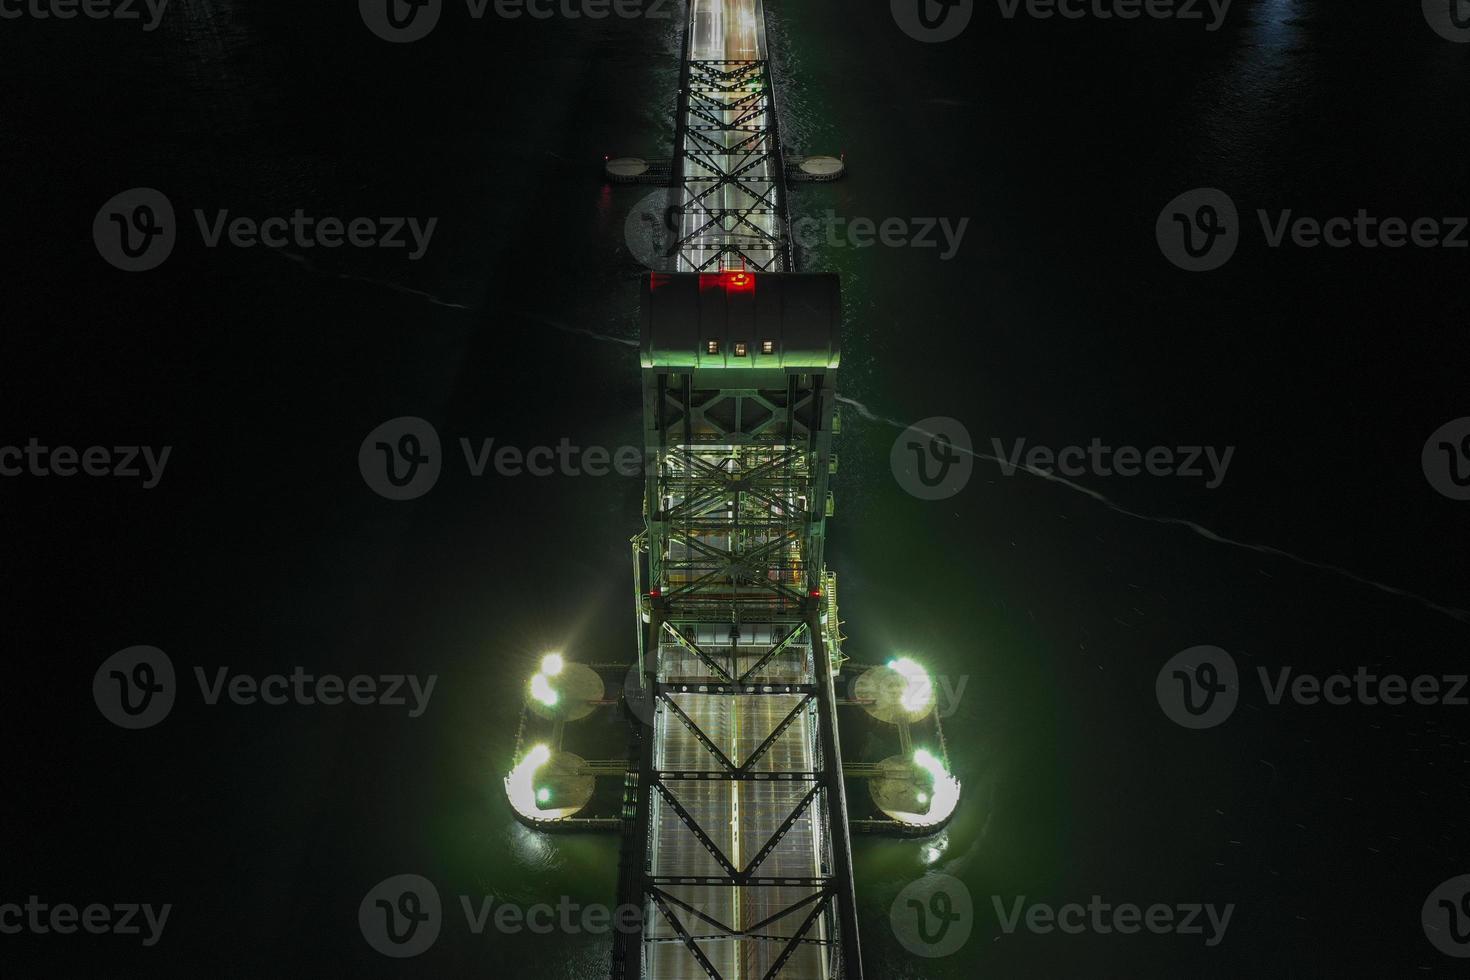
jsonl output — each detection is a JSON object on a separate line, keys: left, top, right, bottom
{"left": 627, "top": 3, "right": 858, "bottom": 975}
{"left": 673, "top": 60, "right": 792, "bottom": 273}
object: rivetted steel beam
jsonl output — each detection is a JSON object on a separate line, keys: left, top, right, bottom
{"left": 808, "top": 611, "right": 864, "bottom": 978}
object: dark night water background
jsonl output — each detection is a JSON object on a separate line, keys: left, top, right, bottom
{"left": 2, "top": 0, "right": 1469, "bottom": 976}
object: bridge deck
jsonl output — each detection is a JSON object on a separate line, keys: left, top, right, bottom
{"left": 674, "top": 0, "right": 786, "bottom": 272}
{"left": 630, "top": 3, "right": 860, "bottom": 978}
{"left": 645, "top": 644, "right": 829, "bottom": 978}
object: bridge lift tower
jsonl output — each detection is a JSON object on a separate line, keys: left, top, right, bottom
{"left": 616, "top": 2, "right": 864, "bottom": 978}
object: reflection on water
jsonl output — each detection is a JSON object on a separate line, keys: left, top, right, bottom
{"left": 1198, "top": 0, "right": 1314, "bottom": 177}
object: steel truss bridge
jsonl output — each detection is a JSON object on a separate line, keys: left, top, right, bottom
{"left": 616, "top": 2, "right": 863, "bottom": 978}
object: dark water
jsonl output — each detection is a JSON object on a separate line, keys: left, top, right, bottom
{"left": 3, "top": 0, "right": 1468, "bottom": 976}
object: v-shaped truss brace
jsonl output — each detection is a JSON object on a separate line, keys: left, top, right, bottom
{"left": 648, "top": 886, "right": 836, "bottom": 980}
{"left": 674, "top": 59, "right": 788, "bottom": 272}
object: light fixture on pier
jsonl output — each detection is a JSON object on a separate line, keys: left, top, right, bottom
{"left": 530, "top": 673, "right": 559, "bottom": 707}
{"left": 888, "top": 656, "right": 936, "bottom": 714}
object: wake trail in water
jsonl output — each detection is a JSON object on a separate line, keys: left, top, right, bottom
{"left": 517, "top": 314, "right": 640, "bottom": 348}
{"left": 270, "top": 252, "right": 641, "bottom": 352}
{"left": 270, "top": 249, "right": 475, "bottom": 310}
{"left": 836, "top": 395, "right": 1470, "bottom": 626}
{"left": 295, "top": 260, "right": 1462, "bottom": 626}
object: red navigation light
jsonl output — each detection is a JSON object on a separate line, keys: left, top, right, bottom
{"left": 697, "top": 271, "right": 756, "bottom": 292}
{"left": 809, "top": 589, "right": 822, "bottom": 598}
{"left": 649, "top": 588, "right": 662, "bottom": 598}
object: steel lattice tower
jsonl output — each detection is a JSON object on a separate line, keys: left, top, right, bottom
{"left": 616, "top": 2, "right": 863, "bottom": 978}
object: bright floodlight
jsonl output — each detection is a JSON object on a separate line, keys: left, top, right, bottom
{"left": 504, "top": 744, "right": 554, "bottom": 819}
{"left": 899, "top": 748, "right": 961, "bottom": 829}
{"left": 530, "top": 673, "right": 559, "bottom": 707}
{"left": 889, "top": 657, "right": 935, "bottom": 714}
{"left": 541, "top": 653, "right": 565, "bottom": 676}
{"left": 536, "top": 787, "right": 551, "bottom": 804}
{"left": 913, "top": 748, "right": 945, "bottom": 779}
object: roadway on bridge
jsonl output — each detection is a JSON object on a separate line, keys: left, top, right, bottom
{"left": 678, "top": 0, "right": 779, "bottom": 273}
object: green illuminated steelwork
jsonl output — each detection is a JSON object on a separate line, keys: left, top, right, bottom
{"left": 623, "top": 272, "right": 863, "bottom": 980}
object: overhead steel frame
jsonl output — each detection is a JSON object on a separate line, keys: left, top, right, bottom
{"left": 614, "top": 2, "right": 861, "bottom": 977}
{"left": 623, "top": 275, "right": 861, "bottom": 978}
{"left": 670, "top": 54, "right": 793, "bottom": 273}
